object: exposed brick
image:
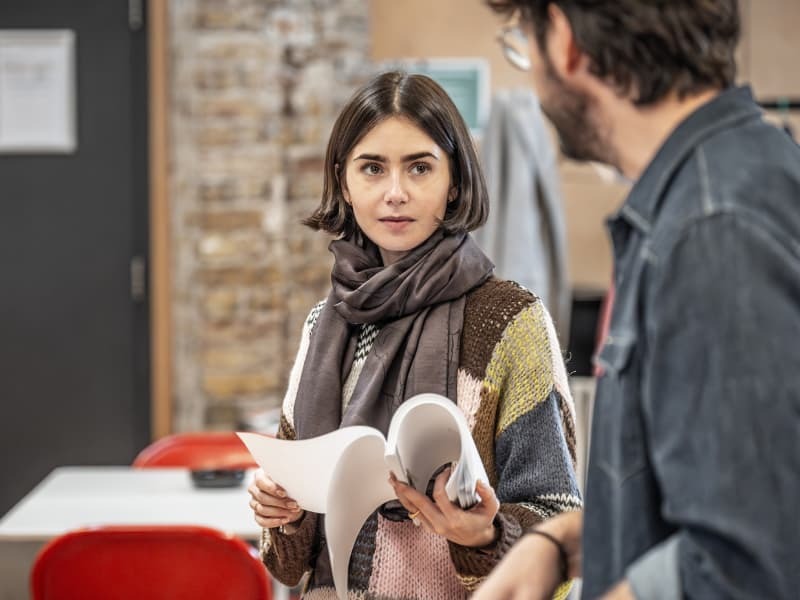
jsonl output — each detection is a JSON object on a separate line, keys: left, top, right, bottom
{"left": 195, "top": 124, "right": 268, "bottom": 147}
{"left": 202, "top": 345, "right": 277, "bottom": 370}
{"left": 193, "top": 97, "right": 265, "bottom": 119}
{"left": 203, "top": 372, "right": 281, "bottom": 399}
{"left": 197, "top": 179, "right": 237, "bottom": 203}
{"left": 197, "top": 233, "right": 268, "bottom": 262}
{"left": 248, "top": 288, "right": 286, "bottom": 312}
{"left": 186, "top": 210, "right": 263, "bottom": 232}
{"left": 194, "top": 264, "right": 281, "bottom": 286}
{"left": 202, "top": 289, "right": 238, "bottom": 323}
{"left": 171, "top": 0, "right": 370, "bottom": 429}
{"left": 202, "top": 318, "right": 285, "bottom": 344}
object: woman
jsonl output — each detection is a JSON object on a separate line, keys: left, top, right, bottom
{"left": 247, "top": 71, "right": 580, "bottom": 599}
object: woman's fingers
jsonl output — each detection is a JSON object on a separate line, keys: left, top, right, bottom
{"left": 249, "top": 496, "right": 305, "bottom": 529}
{"left": 249, "top": 497, "right": 293, "bottom": 519}
{"left": 388, "top": 469, "right": 500, "bottom": 545}
{"left": 427, "top": 472, "right": 499, "bottom": 546}
{"left": 474, "top": 479, "right": 500, "bottom": 514}
{"left": 389, "top": 471, "right": 441, "bottom": 522}
{"left": 254, "top": 469, "right": 287, "bottom": 497}
{"left": 250, "top": 471, "right": 299, "bottom": 506}
{"left": 248, "top": 470, "right": 303, "bottom": 527}
{"left": 431, "top": 468, "right": 456, "bottom": 516}
{"left": 250, "top": 498, "right": 292, "bottom": 528}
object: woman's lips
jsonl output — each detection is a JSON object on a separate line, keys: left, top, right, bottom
{"left": 379, "top": 216, "right": 414, "bottom": 231}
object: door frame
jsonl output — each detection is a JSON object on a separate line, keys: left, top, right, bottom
{"left": 148, "top": 0, "right": 172, "bottom": 439}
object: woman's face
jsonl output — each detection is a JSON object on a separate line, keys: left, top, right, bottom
{"left": 342, "top": 116, "right": 454, "bottom": 265}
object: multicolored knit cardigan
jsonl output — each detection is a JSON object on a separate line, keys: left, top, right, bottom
{"left": 260, "top": 278, "right": 582, "bottom": 599}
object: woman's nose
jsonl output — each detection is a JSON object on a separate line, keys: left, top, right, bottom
{"left": 385, "top": 172, "right": 408, "bottom": 205}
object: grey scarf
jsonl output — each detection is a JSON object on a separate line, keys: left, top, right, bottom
{"left": 293, "top": 229, "right": 494, "bottom": 440}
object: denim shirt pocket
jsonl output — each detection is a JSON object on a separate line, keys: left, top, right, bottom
{"left": 593, "top": 332, "right": 648, "bottom": 483}
{"left": 596, "top": 331, "right": 636, "bottom": 375}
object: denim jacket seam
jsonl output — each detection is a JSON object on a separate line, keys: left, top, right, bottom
{"left": 651, "top": 205, "right": 799, "bottom": 273}
{"left": 620, "top": 204, "right": 653, "bottom": 234}
{"left": 622, "top": 91, "right": 761, "bottom": 227}
{"left": 696, "top": 146, "right": 715, "bottom": 216}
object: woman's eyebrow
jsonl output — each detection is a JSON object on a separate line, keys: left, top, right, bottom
{"left": 353, "top": 151, "right": 439, "bottom": 162}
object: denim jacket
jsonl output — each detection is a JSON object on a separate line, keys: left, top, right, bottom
{"left": 582, "top": 86, "right": 800, "bottom": 599}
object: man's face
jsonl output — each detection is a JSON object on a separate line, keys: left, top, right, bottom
{"left": 524, "top": 25, "right": 611, "bottom": 165}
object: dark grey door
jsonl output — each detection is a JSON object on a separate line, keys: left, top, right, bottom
{"left": 0, "top": 0, "right": 149, "bottom": 516}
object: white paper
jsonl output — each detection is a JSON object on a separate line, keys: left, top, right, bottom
{"left": 237, "top": 426, "right": 382, "bottom": 514}
{"left": 238, "top": 393, "right": 489, "bottom": 600}
{"left": 0, "top": 30, "right": 76, "bottom": 153}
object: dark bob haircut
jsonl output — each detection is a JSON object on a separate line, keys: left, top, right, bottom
{"left": 303, "top": 71, "right": 489, "bottom": 238}
{"left": 487, "top": 0, "right": 739, "bottom": 106}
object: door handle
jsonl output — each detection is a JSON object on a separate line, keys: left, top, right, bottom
{"left": 130, "top": 255, "right": 146, "bottom": 302}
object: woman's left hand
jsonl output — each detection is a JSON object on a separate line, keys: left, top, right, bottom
{"left": 388, "top": 468, "right": 500, "bottom": 547}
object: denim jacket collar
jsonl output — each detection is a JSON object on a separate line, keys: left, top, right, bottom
{"left": 613, "top": 85, "right": 762, "bottom": 234}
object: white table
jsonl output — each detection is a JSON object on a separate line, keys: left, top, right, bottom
{"left": 0, "top": 466, "right": 260, "bottom": 542}
{"left": 0, "top": 466, "right": 264, "bottom": 599}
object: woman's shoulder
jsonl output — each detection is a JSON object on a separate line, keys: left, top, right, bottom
{"left": 461, "top": 278, "right": 550, "bottom": 373}
{"left": 464, "top": 277, "right": 541, "bottom": 324}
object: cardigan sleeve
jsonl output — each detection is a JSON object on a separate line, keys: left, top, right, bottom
{"left": 448, "top": 299, "right": 581, "bottom": 595}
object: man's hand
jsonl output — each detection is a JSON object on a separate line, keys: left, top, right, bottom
{"left": 472, "top": 510, "right": 583, "bottom": 600}
{"left": 600, "top": 580, "right": 636, "bottom": 600}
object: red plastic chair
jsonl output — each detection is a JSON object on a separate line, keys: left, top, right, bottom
{"left": 30, "top": 525, "right": 272, "bottom": 600}
{"left": 132, "top": 431, "right": 259, "bottom": 470}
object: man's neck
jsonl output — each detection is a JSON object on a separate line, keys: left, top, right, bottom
{"left": 607, "top": 89, "right": 721, "bottom": 180}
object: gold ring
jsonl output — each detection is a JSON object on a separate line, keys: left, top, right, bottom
{"left": 408, "top": 510, "right": 420, "bottom": 520}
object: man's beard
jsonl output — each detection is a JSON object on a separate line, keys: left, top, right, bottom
{"left": 539, "top": 57, "right": 615, "bottom": 166}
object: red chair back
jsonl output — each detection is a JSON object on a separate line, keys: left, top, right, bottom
{"left": 132, "top": 431, "right": 258, "bottom": 470}
{"left": 31, "top": 525, "right": 272, "bottom": 600}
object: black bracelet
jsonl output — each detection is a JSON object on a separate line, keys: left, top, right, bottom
{"left": 529, "top": 528, "right": 569, "bottom": 583}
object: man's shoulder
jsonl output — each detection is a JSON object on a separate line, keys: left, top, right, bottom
{"left": 652, "top": 119, "right": 800, "bottom": 258}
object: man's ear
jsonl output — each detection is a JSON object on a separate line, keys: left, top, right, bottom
{"left": 546, "top": 3, "right": 586, "bottom": 79}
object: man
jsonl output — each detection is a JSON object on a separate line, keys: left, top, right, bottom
{"left": 475, "top": 1, "right": 800, "bottom": 598}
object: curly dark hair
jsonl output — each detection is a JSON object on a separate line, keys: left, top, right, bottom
{"left": 487, "top": 0, "right": 740, "bottom": 106}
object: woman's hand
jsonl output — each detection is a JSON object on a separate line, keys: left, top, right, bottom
{"left": 388, "top": 467, "right": 500, "bottom": 547}
{"left": 247, "top": 469, "right": 305, "bottom": 531}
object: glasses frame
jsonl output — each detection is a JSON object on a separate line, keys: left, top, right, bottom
{"left": 497, "top": 23, "right": 531, "bottom": 72}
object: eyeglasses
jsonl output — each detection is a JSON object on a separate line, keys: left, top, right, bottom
{"left": 497, "top": 22, "right": 531, "bottom": 71}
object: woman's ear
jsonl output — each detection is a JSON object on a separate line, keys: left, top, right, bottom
{"left": 336, "top": 163, "right": 351, "bottom": 204}
{"left": 448, "top": 186, "right": 458, "bottom": 203}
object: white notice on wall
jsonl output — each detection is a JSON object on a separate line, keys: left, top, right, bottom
{"left": 0, "top": 30, "right": 77, "bottom": 153}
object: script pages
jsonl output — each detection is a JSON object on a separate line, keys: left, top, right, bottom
{"left": 237, "top": 392, "right": 489, "bottom": 600}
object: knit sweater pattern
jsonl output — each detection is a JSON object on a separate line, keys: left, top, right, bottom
{"left": 261, "top": 278, "right": 582, "bottom": 599}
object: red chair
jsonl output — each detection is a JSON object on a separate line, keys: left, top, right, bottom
{"left": 30, "top": 525, "right": 272, "bottom": 600}
{"left": 132, "top": 431, "right": 259, "bottom": 470}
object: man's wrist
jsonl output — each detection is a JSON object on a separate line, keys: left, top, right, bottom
{"left": 526, "top": 510, "right": 583, "bottom": 580}
{"left": 528, "top": 528, "right": 569, "bottom": 582}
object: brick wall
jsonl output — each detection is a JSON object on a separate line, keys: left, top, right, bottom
{"left": 169, "top": 0, "right": 371, "bottom": 430}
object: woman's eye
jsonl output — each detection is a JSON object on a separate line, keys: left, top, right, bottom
{"left": 411, "top": 162, "right": 430, "bottom": 175}
{"left": 363, "top": 163, "right": 382, "bottom": 175}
